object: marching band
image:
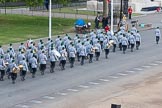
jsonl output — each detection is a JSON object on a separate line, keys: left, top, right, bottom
{"left": 0, "top": 24, "right": 143, "bottom": 84}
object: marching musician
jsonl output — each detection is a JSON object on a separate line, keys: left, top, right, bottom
{"left": 79, "top": 42, "right": 87, "bottom": 65}
{"left": 68, "top": 44, "right": 76, "bottom": 68}
{"left": 30, "top": 55, "right": 38, "bottom": 78}
{"left": 49, "top": 47, "right": 57, "bottom": 73}
{"left": 39, "top": 50, "right": 47, "bottom": 75}
{"left": 118, "top": 33, "right": 123, "bottom": 51}
{"left": 60, "top": 47, "right": 67, "bottom": 70}
{"left": 17, "top": 51, "right": 25, "bottom": 65}
{"left": 94, "top": 41, "right": 102, "bottom": 61}
{"left": 76, "top": 40, "right": 81, "bottom": 62}
{"left": 129, "top": 32, "right": 136, "bottom": 52}
{"left": 112, "top": 34, "right": 118, "bottom": 52}
{"left": 19, "top": 57, "right": 28, "bottom": 81}
{"left": 121, "top": 34, "right": 128, "bottom": 54}
{"left": 135, "top": 31, "right": 141, "bottom": 50}
{"left": 0, "top": 56, "right": 6, "bottom": 81}
{"left": 0, "top": 45, "right": 4, "bottom": 55}
{"left": 103, "top": 37, "right": 110, "bottom": 59}
{"left": 87, "top": 42, "right": 94, "bottom": 63}
{"left": 8, "top": 60, "right": 18, "bottom": 84}
{"left": 19, "top": 43, "right": 26, "bottom": 52}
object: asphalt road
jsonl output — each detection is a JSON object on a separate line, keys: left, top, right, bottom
{"left": 0, "top": 27, "right": 162, "bottom": 108}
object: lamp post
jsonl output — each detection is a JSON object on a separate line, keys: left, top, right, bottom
{"left": 110, "top": 0, "right": 114, "bottom": 35}
{"left": 120, "top": 0, "right": 123, "bottom": 22}
{"left": 49, "top": 0, "right": 52, "bottom": 39}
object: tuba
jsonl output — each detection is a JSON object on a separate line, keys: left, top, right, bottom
{"left": 12, "top": 67, "right": 20, "bottom": 74}
{"left": 107, "top": 40, "right": 114, "bottom": 49}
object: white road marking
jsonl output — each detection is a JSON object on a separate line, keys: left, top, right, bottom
{"left": 134, "top": 68, "right": 143, "bottom": 71}
{"left": 117, "top": 73, "right": 128, "bottom": 76}
{"left": 99, "top": 79, "right": 110, "bottom": 82}
{"left": 142, "top": 65, "right": 151, "bottom": 68}
{"left": 78, "top": 85, "right": 89, "bottom": 88}
{"left": 155, "top": 61, "right": 162, "bottom": 64}
{"left": 57, "top": 92, "right": 67, "bottom": 96}
{"left": 109, "top": 76, "right": 118, "bottom": 79}
{"left": 89, "top": 82, "right": 100, "bottom": 85}
{"left": 67, "top": 89, "right": 79, "bottom": 92}
{"left": 42, "top": 96, "right": 55, "bottom": 100}
{"left": 149, "top": 63, "right": 158, "bottom": 66}
{"left": 126, "top": 70, "right": 135, "bottom": 73}
{"left": 30, "top": 100, "right": 42, "bottom": 104}
{"left": 15, "top": 105, "right": 30, "bottom": 108}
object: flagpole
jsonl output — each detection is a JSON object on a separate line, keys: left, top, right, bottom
{"left": 111, "top": 0, "right": 113, "bottom": 35}
{"left": 49, "top": 0, "right": 52, "bottom": 39}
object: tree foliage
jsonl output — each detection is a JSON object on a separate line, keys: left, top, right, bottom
{"left": 24, "top": 0, "right": 44, "bottom": 7}
{"left": 0, "top": 0, "right": 72, "bottom": 6}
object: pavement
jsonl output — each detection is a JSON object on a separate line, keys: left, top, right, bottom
{"left": 0, "top": 9, "right": 162, "bottom": 108}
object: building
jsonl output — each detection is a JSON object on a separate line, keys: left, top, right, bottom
{"left": 87, "top": 0, "right": 162, "bottom": 13}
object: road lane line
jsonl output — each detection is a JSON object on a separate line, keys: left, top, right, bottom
{"left": 126, "top": 70, "right": 135, "bottom": 73}
{"left": 67, "top": 89, "right": 79, "bottom": 92}
{"left": 15, "top": 105, "right": 30, "bottom": 108}
{"left": 155, "top": 61, "right": 162, "bottom": 63}
{"left": 109, "top": 76, "right": 118, "bottom": 79}
{"left": 42, "top": 96, "right": 55, "bottom": 100}
{"left": 133, "top": 68, "right": 143, "bottom": 71}
{"left": 149, "top": 63, "right": 158, "bottom": 66}
{"left": 57, "top": 92, "right": 67, "bottom": 96}
{"left": 117, "top": 73, "right": 128, "bottom": 76}
{"left": 142, "top": 65, "right": 151, "bottom": 68}
{"left": 89, "top": 82, "right": 100, "bottom": 85}
{"left": 78, "top": 85, "right": 89, "bottom": 88}
{"left": 99, "top": 79, "right": 110, "bottom": 82}
{"left": 30, "top": 100, "right": 42, "bottom": 104}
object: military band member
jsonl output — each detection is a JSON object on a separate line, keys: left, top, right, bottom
{"left": 87, "top": 42, "right": 94, "bottom": 63}
{"left": 112, "top": 34, "right": 118, "bottom": 52}
{"left": 135, "top": 31, "right": 141, "bottom": 50}
{"left": 94, "top": 41, "right": 102, "bottom": 61}
{"left": 19, "top": 43, "right": 26, "bottom": 52}
{"left": 0, "top": 56, "right": 6, "bottom": 81}
{"left": 103, "top": 37, "right": 110, "bottom": 59}
{"left": 49, "top": 47, "right": 57, "bottom": 73}
{"left": 79, "top": 42, "right": 87, "bottom": 65}
{"left": 8, "top": 60, "right": 18, "bottom": 84}
{"left": 69, "top": 44, "right": 76, "bottom": 68}
{"left": 19, "top": 57, "right": 28, "bottom": 81}
{"left": 39, "top": 51, "right": 47, "bottom": 75}
{"left": 0, "top": 45, "right": 4, "bottom": 55}
{"left": 76, "top": 40, "right": 81, "bottom": 62}
{"left": 30, "top": 55, "right": 38, "bottom": 78}
{"left": 129, "top": 32, "right": 136, "bottom": 52}
{"left": 118, "top": 33, "right": 123, "bottom": 51}
{"left": 60, "top": 47, "right": 67, "bottom": 70}
{"left": 121, "top": 34, "right": 128, "bottom": 54}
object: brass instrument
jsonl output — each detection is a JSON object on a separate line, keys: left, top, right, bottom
{"left": 12, "top": 67, "right": 20, "bottom": 74}
{"left": 12, "top": 65, "right": 23, "bottom": 73}
{"left": 107, "top": 40, "right": 114, "bottom": 49}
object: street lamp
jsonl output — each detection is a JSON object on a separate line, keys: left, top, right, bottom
{"left": 120, "top": 0, "right": 123, "bottom": 22}
{"left": 49, "top": 0, "right": 52, "bottom": 39}
{"left": 110, "top": 0, "right": 114, "bottom": 35}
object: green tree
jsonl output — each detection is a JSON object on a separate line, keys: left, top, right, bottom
{"left": 24, "top": 0, "right": 44, "bottom": 7}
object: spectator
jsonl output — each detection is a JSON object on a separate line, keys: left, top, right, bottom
{"left": 128, "top": 6, "right": 133, "bottom": 20}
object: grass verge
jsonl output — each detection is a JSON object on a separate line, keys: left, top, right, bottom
{"left": 0, "top": 14, "right": 93, "bottom": 45}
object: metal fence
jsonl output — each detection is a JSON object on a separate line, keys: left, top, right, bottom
{"left": 0, "top": 8, "right": 95, "bottom": 20}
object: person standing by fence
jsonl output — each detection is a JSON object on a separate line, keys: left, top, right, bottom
{"left": 128, "top": 6, "right": 133, "bottom": 20}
